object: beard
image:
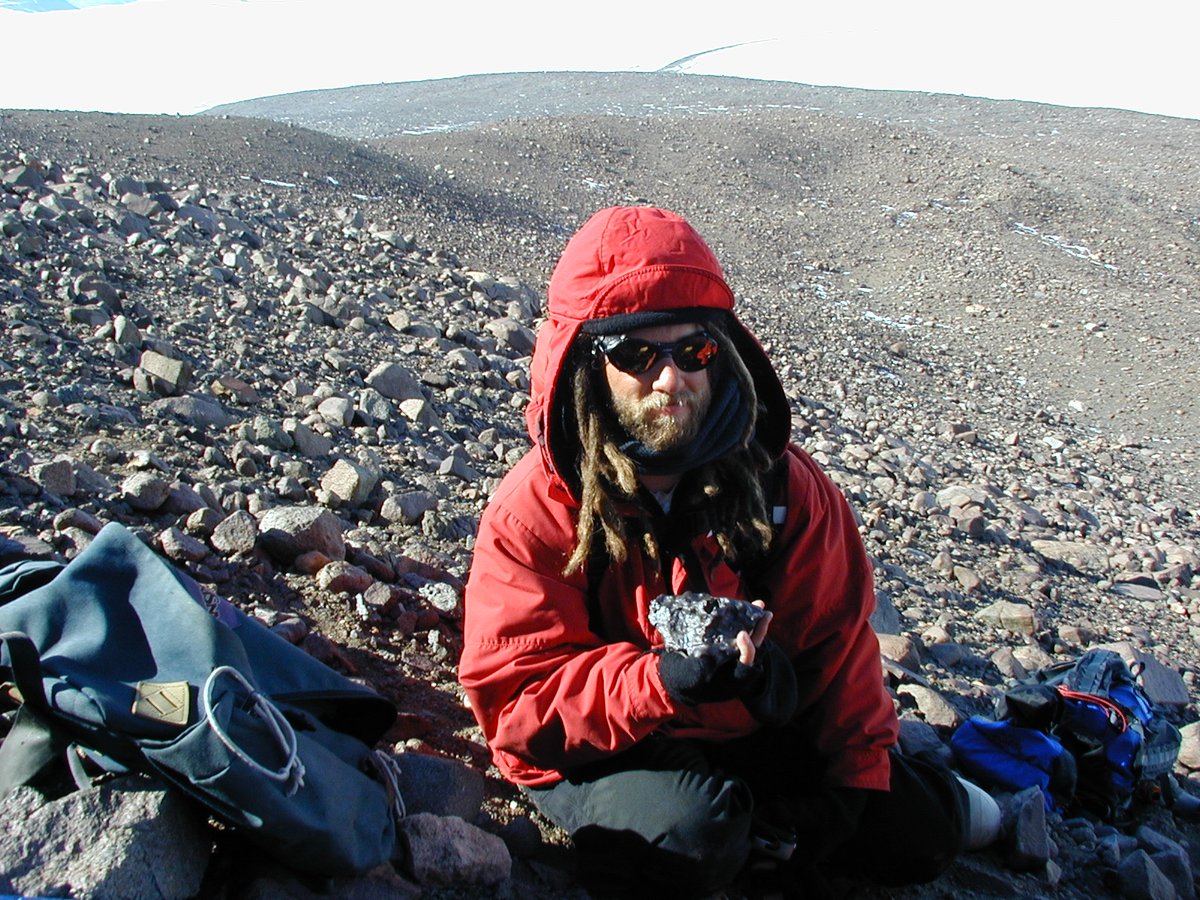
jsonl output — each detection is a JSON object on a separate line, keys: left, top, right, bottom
{"left": 611, "top": 385, "right": 712, "bottom": 452}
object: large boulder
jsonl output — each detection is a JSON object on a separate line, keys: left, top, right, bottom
{"left": 257, "top": 506, "right": 345, "bottom": 563}
{"left": 398, "top": 814, "right": 510, "bottom": 887}
{"left": 365, "top": 362, "right": 424, "bottom": 402}
{"left": 0, "top": 779, "right": 211, "bottom": 900}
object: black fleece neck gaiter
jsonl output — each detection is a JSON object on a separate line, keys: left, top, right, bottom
{"left": 617, "top": 375, "right": 750, "bottom": 478}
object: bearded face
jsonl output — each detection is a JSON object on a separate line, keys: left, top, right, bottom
{"left": 609, "top": 381, "right": 711, "bottom": 451}
{"left": 599, "top": 323, "right": 715, "bottom": 452}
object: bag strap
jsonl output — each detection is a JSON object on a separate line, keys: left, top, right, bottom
{"left": 0, "top": 631, "right": 67, "bottom": 797}
{"left": 1065, "top": 649, "right": 1124, "bottom": 695}
{"left": 0, "top": 631, "right": 49, "bottom": 712}
{"left": 1142, "top": 720, "right": 1183, "bottom": 778}
{"left": 0, "top": 706, "right": 73, "bottom": 797}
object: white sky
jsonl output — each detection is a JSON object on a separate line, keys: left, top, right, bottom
{"left": 0, "top": 0, "right": 1197, "bottom": 121}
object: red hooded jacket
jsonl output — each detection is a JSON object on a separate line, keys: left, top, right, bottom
{"left": 458, "top": 207, "right": 898, "bottom": 788}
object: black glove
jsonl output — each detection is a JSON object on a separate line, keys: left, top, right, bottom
{"left": 658, "top": 639, "right": 798, "bottom": 726}
{"left": 658, "top": 648, "right": 760, "bottom": 705}
{"left": 741, "top": 639, "right": 798, "bottom": 727}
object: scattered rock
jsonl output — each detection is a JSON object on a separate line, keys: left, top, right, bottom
{"left": 1003, "top": 786, "right": 1051, "bottom": 871}
{"left": 321, "top": 458, "right": 379, "bottom": 507}
{"left": 257, "top": 506, "right": 346, "bottom": 562}
{"left": 29, "top": 458, "right": 75, "bottom": 497}
{"left": 896, "top": 684, "right": 961, "bottom": 728}
{"left": 1180, "top": 722, "right": 1200, "bottom": 771}
{"left": 160, "top": 526, "right": 209, "bottom": 563}
{"left": 316, "top": 560, "right": 373, "bottom": 595}
{"left": 1118, "top": 848, "right": 1177, "bottom": 900}
{"left": 0, "top": 779, "right": 211, "bottom": 900}
{"left": 398, "top": 814, "right": 511, "bottom": 887}
{"left": 393, "top": 753, "right": 485, "bottom": 821}
{"left": 878, "top": 633, "right": 921, "bottom": 671}
{"left": 380, "top": 490, "right": 438, "bottom": 526}
{"left": 284, "top": 418, "right": 333, "bottom": 458}
{"left": 2, "top": 92, "right": 1199, "bottom": 900}
{"left": 366, "top": 362, "right": 424, "bottom": 402}
{"left": 210, "top": 510, "right": 258, "bottom": 556}
{"left": 138, "top": 349, "right": 193, "bottom": 396}
{"left": 147, "top": 395, "right": 235, "bottom": 430}
{"left": 1030, "top": 539, "right": 1110, "bottom": 573}
{"left": 976, "top": 601, "right": 1038, "bottom": 636}
{"left": 121, "top": 472, "right": 171, "bottom": 511}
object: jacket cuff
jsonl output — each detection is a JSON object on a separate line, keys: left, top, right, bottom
{"left": 639, "top": 649, "right": 685, "bottom": 719}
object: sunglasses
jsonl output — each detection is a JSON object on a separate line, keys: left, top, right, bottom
{"left": 593, "top": 330, "right": 720, "bottom": 375}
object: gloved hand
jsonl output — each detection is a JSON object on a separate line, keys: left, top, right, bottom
{"left": 658, "top": 639, "right": 798, "bottom": 726}
{"left": 658, "top": 648, "right": 762, "bottom": 705}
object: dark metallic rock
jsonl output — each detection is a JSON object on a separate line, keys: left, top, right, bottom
{"left": 648, "top": 591, "right": 767, "bottom": 662}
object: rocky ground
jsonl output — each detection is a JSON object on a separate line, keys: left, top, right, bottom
{"left": 1, "top": 72, "right": 1199, "bottom": 898}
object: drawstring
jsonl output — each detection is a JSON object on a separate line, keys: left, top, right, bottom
{"left": 199, "top": 668, "right": 407, "bottom": 820}
{"left": 367, "top": 750, "right": 408, "bottom": 821}
{"left": 201, "top": 666, "right": 306, "bottom": 796}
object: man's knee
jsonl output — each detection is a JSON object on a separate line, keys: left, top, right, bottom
{"left": 575, "top": 770, "right": 754, "bottom": 893}
{"left": 661, "top": 774, "right": 754, "bottom": 887}
{"left": 828, "top": 751, "right": 966, "bottom": 884}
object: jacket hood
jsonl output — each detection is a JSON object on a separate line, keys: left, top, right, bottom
{"left": 526, "top": 206, "right": 790, "bottom": 500}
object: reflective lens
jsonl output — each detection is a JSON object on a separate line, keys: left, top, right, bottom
{"left": 595, "top": 331, "right": 719, "bottom": 375}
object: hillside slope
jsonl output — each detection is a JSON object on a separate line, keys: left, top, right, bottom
{"left": 206, "top": 73, "right": 1200, "bottom": 488}
{"left": 2, "top": 75, "right": 1200, "bottom": 896}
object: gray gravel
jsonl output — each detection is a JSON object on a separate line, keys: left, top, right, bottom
{"left": 3, "top": 72, "right": 1200, "bottom": 897}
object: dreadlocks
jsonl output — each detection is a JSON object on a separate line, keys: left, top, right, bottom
{"left": 562, "top": 319, "right": 775, "bottom": 576}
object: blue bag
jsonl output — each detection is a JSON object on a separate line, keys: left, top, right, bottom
{"left": 0, "top": 523, "right": 406, "bottom": 875}
{"left": 952, "top": 648, "right": 1181, "bottom": 821}
{"left": 950, "top": 716, "right": 1075, "bottom": 810}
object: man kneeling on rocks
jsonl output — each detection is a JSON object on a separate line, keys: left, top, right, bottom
{"left": 458, "top": 206, "right": 999, "bottom": 894}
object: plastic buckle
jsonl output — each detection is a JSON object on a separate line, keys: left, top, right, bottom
{"left": 751, "top": 830, "right": 796, "bottom": 861}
